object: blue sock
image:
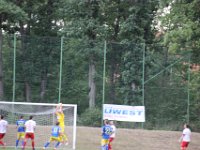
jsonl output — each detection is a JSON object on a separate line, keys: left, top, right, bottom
{"left": 102, "top": 145, "right": 106, "bottom": 150}
{"left": 21, "top": 140, "right": 24, "bottom": 146}
{"left": 44, "top": 142, "right": 50, "bottom": 148}
{"left": 55, "top": 142, "right": 60, "bottom": 148}
{"left": 16, "top": 140, "right": 19, "bottom": 147}
{"left": 105, "top": 144, "right": 109, "bottom": 150}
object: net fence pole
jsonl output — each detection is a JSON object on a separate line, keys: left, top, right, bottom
{"left": 187, "top": 56, "right": 191, "bottom": 124}
{"left": 142, "top": 43, "right": 145, "bottom": 128}
{"left": 11, "top": 34, "right": 17, "bottom": 121}
{"left": 142, "top": 44, "right": 145, "bottom": 108}
{"left": 12, "top": 34, "right": 16, "bottom": 103}
{"left": 102, "top": 40, "right": 107, "bottom": 125}
{"left": 58, "top": 36, "right": 64, "bottom": 103}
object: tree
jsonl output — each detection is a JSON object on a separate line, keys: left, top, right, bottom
{"left": 0, "top": 0, "right": 27, "bottom": 100}
{"left": 10, "top": 0, "right": 64, "bottom": 102}
{"left": 160, "top": 0, "right": 200, "bottom": 63}
{"left": 147, "top": 0, "right": 200, "bottom": 128}
{"left": 61, "top": 0, "right": 159, "bottom": 107}
{"left": 104, "top": 0, "right": 158, "bottom": 104}
{"left": 62, "top": 0, "right": 105, "bottom": 108}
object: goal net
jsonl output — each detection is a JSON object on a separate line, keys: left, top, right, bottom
{"left": 0, "top": 101, "right": 77, "bottom": 150}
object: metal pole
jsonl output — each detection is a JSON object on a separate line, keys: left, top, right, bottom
{"left": 142, "top": 44, "right": 145, "bottom": 106}
{"left": 187, "top": 56, "right": 191, "bottom": 123}
{"left": 102, "top": 41, "right": 107, "bottom": 125}
{"left": 58, "top": 36, "right": 64, "bottom": 103}
{"left": 142, "top": 44, "right": 145, "bottom": 128}
{"left": 12, "top": 34, "right": 16, "bottom": 103}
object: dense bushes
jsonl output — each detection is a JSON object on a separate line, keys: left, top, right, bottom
{"left": 79, "top": 107, "right": 102, "bottom": 127}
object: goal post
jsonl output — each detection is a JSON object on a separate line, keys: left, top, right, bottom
{"left": 0, "top": 101, "right": 77, "bottom": 150}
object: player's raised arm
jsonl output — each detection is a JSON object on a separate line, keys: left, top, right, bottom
{"left": 55, "top": 103, "right": 63, "bottom": 113}
{"left": 59, "top": 103, "right": 63, "bottom": 113}
{"left": 55, "top": 104, "right": 59, "bottom": 113}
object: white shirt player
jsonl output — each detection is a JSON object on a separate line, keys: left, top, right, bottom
{"left": 182, "top": 128, "right": 191, "bottom": 142}
{"left": 25, "top": 120, "right": 36, "bottom": 133}
{"left": 110, "top": 125, "right": 116, "bottom": 138}
{"left": 0, "top": 119, "right": 8, "bottom": 133}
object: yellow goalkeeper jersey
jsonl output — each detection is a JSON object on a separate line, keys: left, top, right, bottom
{"left": 56, "top": 112, "right": 65, "bottom": 127}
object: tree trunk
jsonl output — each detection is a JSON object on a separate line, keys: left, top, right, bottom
{"left": 88, "top": 58, "right": 96, "bottom": 108}
{"left": 162, "top": 47, "right": 169, "bottom": 84}
{"left": 19, "top": 22, "right": 31, "bottom": 102}
{"left": 0, "top": 29, "right": 4, "bottom": 100}
{"left": 109, "top": 60, "right": 116, "bottom": 103}
{"left": 25, "top": 81, "right": 31, "bottom": 102}
{"left": 109, "top": 13, "right": 120, "bottom": 103}
{"left": 40, "top": 70, "right": 47, "bottom": 102}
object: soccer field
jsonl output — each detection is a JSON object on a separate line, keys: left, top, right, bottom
{"left": 2, "top": 127, "right": 200, "bottom": 150}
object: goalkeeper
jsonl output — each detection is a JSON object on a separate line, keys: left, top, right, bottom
{"left": 55, "top": 103, "right": 68, "bottom": 145}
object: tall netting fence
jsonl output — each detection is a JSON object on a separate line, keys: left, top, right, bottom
{"left": 1, "top": 34, "right": 200, "bottom": 131}
{"left": 144, "top": 45, "right": 190, "bottom": 130}
{"left": 3, "top": 34, "right": 61, "bottom": 102}
{"left": 105, "top": 42, "right": 145, "bottom": 105}
{"left": 61, "top": 38, "right": 104, "bottom": 110}
{"left": 104, "top": 42, "right": 145, "bottom": 128}
{"left": 104, "top": 42, "right": 199, "bottom": 131}
{"left": 2, "top": 35, "right": 104, "bottom": 108}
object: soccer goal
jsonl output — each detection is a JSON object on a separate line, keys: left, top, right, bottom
{"left": 0, "top": 101, "right": 77, "bottom": 150}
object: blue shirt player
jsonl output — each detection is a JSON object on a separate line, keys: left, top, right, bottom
{"left": 43, "top": 122, "right": 62, "bottom": 150}
{"left": 16, "top": 116, "right": 26, "bottom": 148}
{"left": 101, "top": 119, "right": 113, "bottom": 150}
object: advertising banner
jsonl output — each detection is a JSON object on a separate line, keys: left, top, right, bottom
{"left": 103, "top": 104, "right": 145, "bottom": 122}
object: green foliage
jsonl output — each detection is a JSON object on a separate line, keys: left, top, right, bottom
{"left": 158, "top": 0, "right": 200, "bottom": 130}
{"left": 160, "top": 0, "right": 200, "bottom": 63}
{"left": 119, "top": 43, "right": 144, "bottom": 105}
{"left": 1, "top": 0, "right": 200, "bottom": 131}
{"left": 190, "top": 71, "right": 200, "bottom": 129}
{"left": 79, "top": 107, "right": 102, "bottom": 127}
{"left": 0, "top": 0, "right": 27, "bottom": 23}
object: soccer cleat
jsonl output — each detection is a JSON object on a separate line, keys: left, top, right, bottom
{"left": 59, "top": 143, "right": 62, "bottom": 146}
{"left": 65, "top": 142, "right": 69, "bottom": 146}
{"left": 42, "top": 147, "right": 46, "bottom": 149}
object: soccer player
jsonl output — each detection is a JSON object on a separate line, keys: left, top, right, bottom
{"left": 0, "top": 115, "right": 8, "bottom": 149}
{"left": 16, "top": 116, "right": 26, "bottom": 148}
{"left": 55, "top": 103, "right": 68, "bottom": 145}
{"left": 108, "top": 120, "right": 116, "bottom": 150}
{"left": 101, "top": 119, "right": 113, "bottom": 150}
{"left": 22, "top": 116, "right": 36, "bottom": 150}
{"left": 179, "top": 124, "right": 191, "bottom": 150}
{"left": 43, "top": 122, "right": 62, "bottom": 150}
